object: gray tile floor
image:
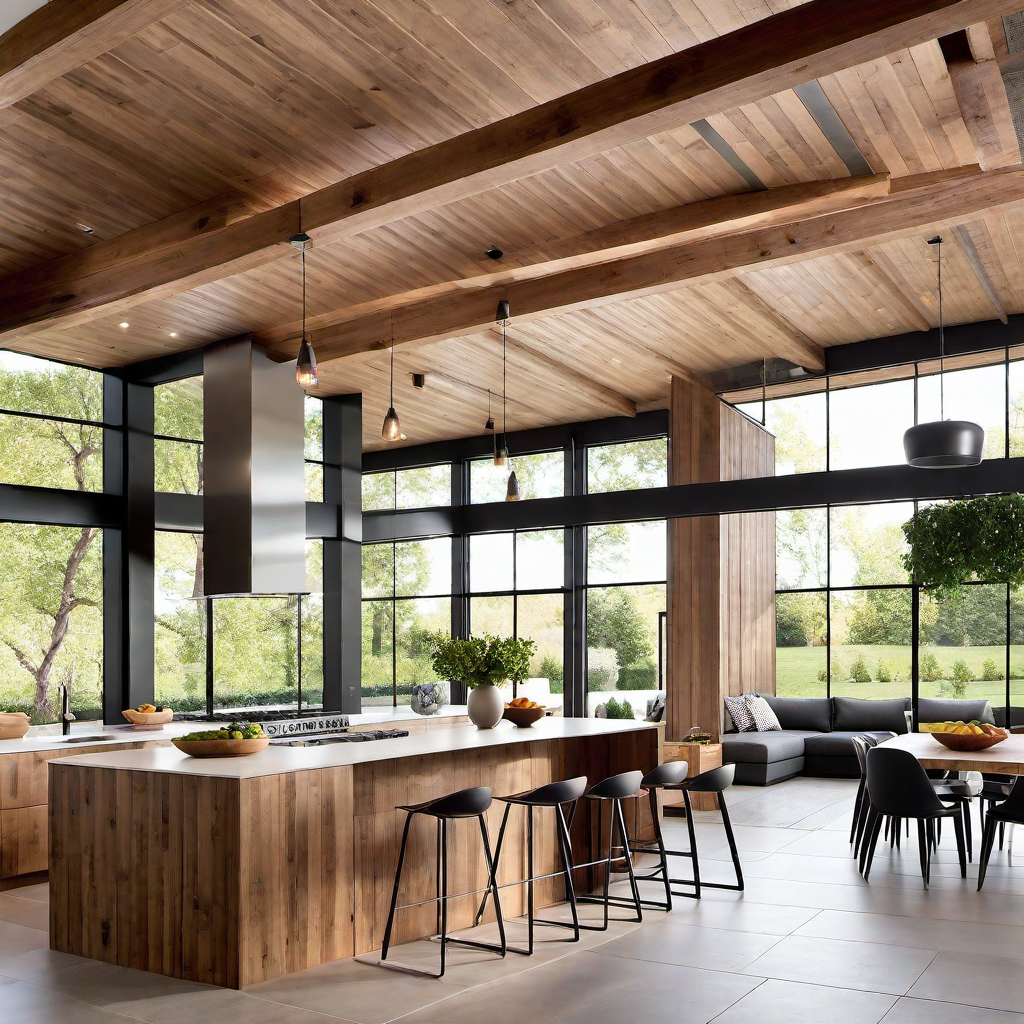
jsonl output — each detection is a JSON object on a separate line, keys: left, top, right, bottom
{"left": 5, "top": 777, "right": 1024, "bottom": 1023}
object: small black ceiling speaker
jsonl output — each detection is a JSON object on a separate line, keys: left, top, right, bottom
{"left": 411, "top": 373, "right": 425, "bottom": 389}
{"left": 903, "top": 420, "right": 985, "bottom": 468}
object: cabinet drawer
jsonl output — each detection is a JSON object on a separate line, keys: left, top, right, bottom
{"left": 0, "top": 804, "right": 47, "bottom": 876}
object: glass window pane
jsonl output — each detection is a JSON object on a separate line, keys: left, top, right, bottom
{"left": 0, "top": 352, "right": 103, "bottom": 421}
{"left": 740, "top": 393, "right": 827, "bottom": 476}
{"left": 362, "top": 601, "right": 394, "bottom": 706}
{"left": 212, "top": 597, "right": 299, "bottom": 710}
{"left": 305, "top": 461, "right": 323, "bottom": 502}
{"left": 470, "top": 533, "right": 514, "bottom": 593}
{"left": 516, "top": 530, "right": 564, "bottom": 591}
{"left": 831, "top": 589, "right": 912, "bottom": 700}
{"left": 396, "top": 465, "right": 451, "bottom": 508}
{"left": 470, "top": 595, "right": 514, "bottom": 637}
{"left": 154, "top": 376, "right": 203, "bottom": 440}
{"left": 920, "top": 584, "right": 1007, "bottom": 712}
{"left": 0, "top": 413, "right": 103, "bottom": 491}
{"left": 363, "top": 471, "right": 395, "bottom": 511}
{"left": 1010, "top": 588, "right": 1023, "bottom": 728}
{"left": 362, "top": 544, "right": 394, "bottom": 598}
{"left": 775, "top": 592, "right": 827, "bottom": 698}
{"left": 516, "top": 592, "right": 565, "bottom": 703}
{"left": 829, "top": 503, "right": 913, "bottom": 587}
{"left": 470, "top": 451, "right": 563, "bottom": 503}
{"left": 587, "top": 521, "right": 666, "bottom": 584}
{"left": 155, "top": 438, "right": 202, "bottom": 494}
{"left": 586, "top": 584, "right": 664, "bottom": 717}
{"left": 829, "top": 379, "right": 915, "bottom": 470}
{"left": 155, "top": 531, "right": 205, "bottom": 712}
{"left": 776, "top": 508, "right": 827, "bottom": 590}
{"left": 304, "top": 396, "right": 323, "bottom": 461}
{"left": 302, "top": 540, "right": 323, "bottom": 709}
{"left": 396, "top": 597, "right": 451, "bottom": 697}
{"left": 395, "top": 538, "right": 450, "bottom": 597}
{"left": 587, "top": 439, "right": 667, "bottom": 492}
{"left": 0, "top": 523, "right": 103, "bottom": 724}
{"left": 918, "top": 365, "right": 1005, "bottom": 461}
{"left": 1010, "top": 360, "right": 1024, "bottom": 457}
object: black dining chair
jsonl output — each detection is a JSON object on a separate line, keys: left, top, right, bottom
{"left": 862, "top": 746, "right": 967, "bottom": 888}
{"left": 850, "top": 735, "right": 878, "bottom": 858}
{"left": 977, "top": 777, "right": 1024, "bottom": 890}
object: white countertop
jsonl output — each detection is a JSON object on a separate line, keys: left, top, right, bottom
{"left": 52, "top": 718, "right": 658, "bottom": 780}
{"left": 0, "top": 704, "right": 472, "bottom": 756}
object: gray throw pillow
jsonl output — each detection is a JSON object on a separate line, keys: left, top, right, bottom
{"left": 745, "top": 694, "right": 782, "bottom": 732}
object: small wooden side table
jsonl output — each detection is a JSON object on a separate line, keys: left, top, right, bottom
{"left": 661, "top": 741, "right": 722, "bottom": 813}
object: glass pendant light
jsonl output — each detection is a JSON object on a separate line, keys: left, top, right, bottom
{"left": 291, "top": 231, "right": 318, "bottom": 387}
{"left": 381, "top": 330, "right": 404, "bottom": 442}
{"left": 903, "top": 236, "right": 985, "bottom": 468}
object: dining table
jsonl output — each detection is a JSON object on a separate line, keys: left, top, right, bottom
{"left": 883, "top": 731, "right": 1024, "bottom": 774}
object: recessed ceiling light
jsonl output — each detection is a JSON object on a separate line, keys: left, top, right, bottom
{"left": 119, "top": 322, "right": 129, "bottom": 328}
{"left": 76, "top": 223, "right": 94, "bottom": 234}
{"left": 169, "top": 332, "right": 177, "bottom": 338}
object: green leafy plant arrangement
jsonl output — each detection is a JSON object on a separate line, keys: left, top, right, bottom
{"left": 424, "top": 633, "right": 536, "bottom": 689}
{"left": 902, "top": 494, "right": 1024, "bottom": 596}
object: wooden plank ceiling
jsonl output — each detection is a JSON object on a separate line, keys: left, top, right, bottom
{"left": 3, "top": 0, "right": 1024, "bottom": 449}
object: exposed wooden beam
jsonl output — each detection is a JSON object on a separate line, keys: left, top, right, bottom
{"left": 951, "top": 222, "right": 1009, "bottom": 322}
{"left": 940, "top": 27, "right": 1021, "bottom": 169}
{"left": 845, "top": 250, "right": 934, "bottom": 331}
{"left": 0, "top": 0, "right": 188, "bottom": 109}
{"left": 722, "top": 281, "right": 826, "bottom": 371}
{"left": 0, "top": 0, "right": 1014, "bottom": 336}
{"left": 279, "top": 166, "right": 1024, "bottom": 370}
{"left": 258, "top": 174, "right": 891, "bottom": 350}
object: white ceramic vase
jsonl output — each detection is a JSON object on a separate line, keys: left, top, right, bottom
{"left": 467, "top": 683, "right": 504, "bottom": 729}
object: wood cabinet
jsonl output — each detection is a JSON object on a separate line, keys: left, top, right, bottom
{"left": 0, "top": 740, "right": 151, "bottom": 879}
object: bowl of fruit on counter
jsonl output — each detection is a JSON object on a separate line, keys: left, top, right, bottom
{"left": 172, "top": 722, "right": 269, "bottom": 757}
{"left": 122, "top": 704, "right": 174, "bottom": 729}
{"left": 502, "top": 698, "right": 547, "bottom": 728}
{"left": 927, "top": 720, "right": 1009, "bottom": 752}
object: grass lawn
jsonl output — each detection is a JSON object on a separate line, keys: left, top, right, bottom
{"left": 776, "top": 644, "right": 1024, "bottom": 703}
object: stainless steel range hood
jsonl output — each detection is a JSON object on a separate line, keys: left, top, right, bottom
{"left": 202, "top": 336, "right": 307, "bottom": 597}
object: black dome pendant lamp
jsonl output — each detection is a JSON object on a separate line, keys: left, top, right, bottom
{"left": 903, "top": 236, "right": 984, "bottom": 468}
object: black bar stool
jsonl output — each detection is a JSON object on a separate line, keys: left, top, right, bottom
{"left": 632, "top": 763, "right": 744, "bottom": 902}
{"left": 474, "top": 775, "right": 588, "bottom": 955}
{"left": 573, "top": 770, "right": 645, "bottom": 930}
{"left": 380, "top": 786, "right": 506, "bottom": 978}
{"left": 624, "top": 761, "right": 688, "bottom": 911}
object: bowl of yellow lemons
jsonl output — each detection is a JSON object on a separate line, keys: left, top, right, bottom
{"left": 928, "top": 720, "right": 1008, "bottom": 752}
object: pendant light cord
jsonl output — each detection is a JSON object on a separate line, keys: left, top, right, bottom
{"left": 761, "top": 358, "right": 767, "bottom": 426}
{"left": 502, "top": 314, "right": 507, "bottom": 451}
{"left": 389, "top": 313, "right": 395, "bottom": 407}
{"left": 936, "top": 236, "right": 945, "bottom": 420}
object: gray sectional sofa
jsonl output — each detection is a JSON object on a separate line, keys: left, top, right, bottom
{"left": 722, "top": 695, "right": 995, "bottom": 785}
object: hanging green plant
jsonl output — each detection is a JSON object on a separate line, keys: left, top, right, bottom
{"left": 901, "top": 494, "right": 1024, "bottom": 596}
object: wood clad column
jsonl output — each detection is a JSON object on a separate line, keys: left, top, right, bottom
{"left": 666, "top": 375, "right": 775, "bottom": 742}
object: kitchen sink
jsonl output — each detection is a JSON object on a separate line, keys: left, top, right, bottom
{"left": 64, "top": 735, "right": 116, "bottom": 743}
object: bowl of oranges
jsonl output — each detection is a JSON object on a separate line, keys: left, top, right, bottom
{"left": 503, "top": 697, "right": 547, "bottom": 727}
{"left": 122, "top": 704, "right": 173, "bottom": 729}
{"left": 927, "top": 720, "right": 1009, "bottom": 752}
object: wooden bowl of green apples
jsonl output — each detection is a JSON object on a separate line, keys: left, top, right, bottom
{"left": 172, "top": 722, "right": 269, "bottom": 758}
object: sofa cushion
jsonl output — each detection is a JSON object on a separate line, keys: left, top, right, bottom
{"left": 721, "top": 730, "right": 819, "bottom": 764}
{"left": 917, "top": 697, "right": 994, "bottom": 725}
{"left": 802, "top": 731, "right": 894, "bottom": 757}
{"left": 724, "top": 693, "right": 755, "bottom": 732}
{"left": 745, "top": 695, "right": 782, "bottom": 731}
{"left": 832, "top": 696, "right": 909, "bottom": 734}
{"left": 761, "top": 695, "right": 832, "bottom": 732}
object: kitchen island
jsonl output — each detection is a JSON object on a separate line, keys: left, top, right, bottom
{"left": 49, "top": 717, "right": 659, "bottom": 988}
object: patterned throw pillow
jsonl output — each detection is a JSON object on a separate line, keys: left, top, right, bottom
{"left": 745, "top": 694, "right": 782, "bottom": 732}
{"left": 724, "top": 693, "right": 755, "bottom": 732}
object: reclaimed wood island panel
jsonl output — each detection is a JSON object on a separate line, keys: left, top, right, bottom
{"left": 49, "top": 719, "right": 659, "bottom": 988}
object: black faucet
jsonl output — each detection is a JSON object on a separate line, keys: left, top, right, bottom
{"left": 60, "top": 685, "right": 75, "bottom": 737}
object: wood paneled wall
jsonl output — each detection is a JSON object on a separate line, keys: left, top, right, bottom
{"left": 667, "top": 375, "right": 775, "bottom": 742}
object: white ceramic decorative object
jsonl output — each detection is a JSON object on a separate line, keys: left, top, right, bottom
{"left": 467, "top": 683, "right": 504, "bottom": 729}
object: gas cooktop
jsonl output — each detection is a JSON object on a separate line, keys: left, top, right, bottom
{"left": 175, "top": 709, "right": 351, "bottom": 738}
